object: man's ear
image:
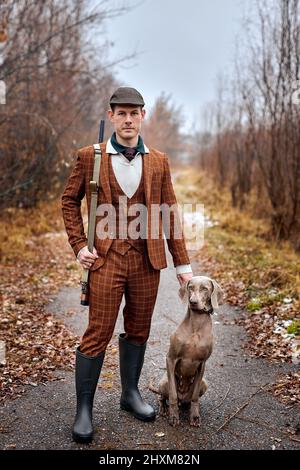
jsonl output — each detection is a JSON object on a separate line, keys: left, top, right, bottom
{"left": 107, "top": 108, "right": 115, "bottom": 123}
{"left": 178, "top": 279, "right": 190, "bottom": 304}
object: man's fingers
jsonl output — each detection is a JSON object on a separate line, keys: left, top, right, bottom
{"left": 83, "top": 252, "right": 97, "bottom": 261}
{"left": 83, "top": 255, "right": 96, "bottom": 262}
{"left": 92, "top": 247, "right": 99, "bottom": 258}
{"left": 82, "top": 261, "right": 93, "bottom": 269}
{"left": 78, "top": 247, "right": 99, "bottom": 267}
{"left": 83, "top": 258, "right": 93, "bottom": 263}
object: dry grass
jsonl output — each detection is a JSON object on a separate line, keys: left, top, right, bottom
{"left": 0, "top": 200, "right": 66, "bottom": 262}
{"left": 174, "top": 166, "right": 300, "bottom": 313}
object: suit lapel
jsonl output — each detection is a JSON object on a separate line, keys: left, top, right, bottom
{"left": 143, "top": 152, "right": 153, "bottom": 207}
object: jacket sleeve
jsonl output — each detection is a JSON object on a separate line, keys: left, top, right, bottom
{"left": 161, "top": 153, "right": 190, "bottom": 267}
{"left": 61, "top": 150, "right": 88, "bottom": 257}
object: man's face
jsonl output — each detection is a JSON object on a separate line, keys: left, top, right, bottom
{"left": 108, "top": 105, "right": 146, "bottom": 142}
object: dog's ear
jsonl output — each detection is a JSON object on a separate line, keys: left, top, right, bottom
{"left": 178, "top": 279, "right": 190, "bottom": 303}
{"left": 210, "top": 279, "right": 224, "bottom": 309}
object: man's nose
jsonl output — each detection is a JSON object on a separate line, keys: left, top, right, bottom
{"left": 125, "top": 115, "right": 133, "bottom": 122}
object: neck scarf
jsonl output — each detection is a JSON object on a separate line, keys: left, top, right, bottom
{"left": 110, "top": 132, "right": 145, "bottom": 162}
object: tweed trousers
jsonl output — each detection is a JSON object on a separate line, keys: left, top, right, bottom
{"left": 80, "top": 246, "right": 160, "bottom": 357}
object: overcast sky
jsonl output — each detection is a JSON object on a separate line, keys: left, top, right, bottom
{"left": 104, "top": 0, "right": 248, "bottom": 133}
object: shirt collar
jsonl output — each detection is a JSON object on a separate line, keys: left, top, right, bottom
{"left": 106, "top": 136, "right": 149, "bottom": 155}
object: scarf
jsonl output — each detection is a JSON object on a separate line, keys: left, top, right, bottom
{"left": 110, "top": 132, "right": 145, "bottom": 162}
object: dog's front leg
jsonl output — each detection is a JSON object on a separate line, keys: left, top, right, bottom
{"left": 158, "top": 373, "right": 169, "bottom": 417}
{"left": 166, "top": 355, "right": 180, "bottom": 427}
{"left": 189, "top": 363, "right": 206, "bottom": 427}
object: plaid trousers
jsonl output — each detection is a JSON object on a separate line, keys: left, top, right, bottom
{"left": 80, "top": 245, "right": 160, "bottom": 357}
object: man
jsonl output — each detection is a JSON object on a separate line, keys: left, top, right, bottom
{"left": 61, "top": 86, "right": 193, "bottom": 444}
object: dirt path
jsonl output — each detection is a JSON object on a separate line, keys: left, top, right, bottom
{"left": 0, "top": 249, "right": 299, "bottom": 450}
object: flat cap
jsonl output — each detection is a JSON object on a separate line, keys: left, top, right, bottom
{"left": 109, "top": 86, "right": 145, "bottom": 107}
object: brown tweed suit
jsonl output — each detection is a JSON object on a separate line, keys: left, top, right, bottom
{"left": 61, "top": 142, "right": 190, "bottom": 356}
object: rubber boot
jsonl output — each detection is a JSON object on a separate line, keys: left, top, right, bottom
{"left": 119, "top": 333, "right": 156, "bottom": 421}
{"left": 72, "top": 346, "right": 105, "bottom": 443}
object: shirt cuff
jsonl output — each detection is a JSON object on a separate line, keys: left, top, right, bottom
{"left": 175, "top": 264, "right": 193, "bottom": 275}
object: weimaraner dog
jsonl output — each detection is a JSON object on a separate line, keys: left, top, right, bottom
{"left": 158, "top": 275, "right": 224, "bottom": 427}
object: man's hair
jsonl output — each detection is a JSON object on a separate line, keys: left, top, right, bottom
{"left": 110, "top": 104, "right": 144, "bottom": 113}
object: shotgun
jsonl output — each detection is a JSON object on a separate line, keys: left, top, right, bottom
{"left": 80, "top": 119, "right": 105, "bottom": 305}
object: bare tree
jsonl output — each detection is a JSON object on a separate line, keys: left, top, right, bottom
{"left": 189, "top": 0, "right": 300, "bottom": 250}
{"left": 245, "top": 0, "right": 300, "bottom": 242}
{"left": 142, "top": 92, "right": 185, "bottom": 163}
{"left": 0, "top": 0, "right": 134, "bottom": 208}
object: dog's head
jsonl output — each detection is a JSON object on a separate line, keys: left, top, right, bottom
{"left": 179, "top": 275, "right": 224, "bottom": 313}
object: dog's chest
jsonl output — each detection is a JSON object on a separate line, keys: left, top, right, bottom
{"left": 174, "top": 339, "right": 210, "bottom": 379}
{"left": 179, "top": 332, "right": 212, "bottom": 364}
{"left": 174, "top": 356, "right": 202, "bottom": 401}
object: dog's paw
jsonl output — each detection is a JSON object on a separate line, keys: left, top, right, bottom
{"left": 169, "top": 414, "right": 180, "bottom": 427}
{"left": 189, "top": 414, "right": 201, "bottom": 427}
{"left": 168, "top": 407, "right": 180, "bottom": 427}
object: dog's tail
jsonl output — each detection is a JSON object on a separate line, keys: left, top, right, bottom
{"left": 148, "top": 379, "right": 160, "bottom": 394}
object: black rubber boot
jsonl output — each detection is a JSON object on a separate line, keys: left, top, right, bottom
{"left": 119, "top": 333, "right": 156, "bottom": 421}
{"left": 72, "top": 347, "right": 105, "bottom": 444}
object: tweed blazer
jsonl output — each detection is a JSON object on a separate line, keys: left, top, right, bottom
{"left": 61, "top": 142, "right": 190, "bottom": 271}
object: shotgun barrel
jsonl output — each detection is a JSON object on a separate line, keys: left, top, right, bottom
{"left": 80, "top": 119, "right": 105, "bottom": 306}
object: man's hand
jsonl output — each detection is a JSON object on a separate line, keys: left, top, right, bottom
{"left": 77, "top": 246, "right": 99, "bottom": 269}
{"left": 177, "top": 272, "right": 193, "bottom": 286}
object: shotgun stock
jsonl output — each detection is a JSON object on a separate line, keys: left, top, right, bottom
{"left": 80, "top": 119, "right": 105, "bottom": 306}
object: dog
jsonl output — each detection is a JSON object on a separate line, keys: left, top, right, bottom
{"left": 157, "top": 275, "right": 224, "bottom": 427}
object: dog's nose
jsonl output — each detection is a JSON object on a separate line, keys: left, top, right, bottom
{"left": 190, "top": 300, "right": 198, "bottom": 306}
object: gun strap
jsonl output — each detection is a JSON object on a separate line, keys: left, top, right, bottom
{"left": 81, "top": 143, "right": 102, "bottom": 284}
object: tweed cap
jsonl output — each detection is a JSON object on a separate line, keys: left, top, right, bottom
{"left": 109, "top": 87, "right": 145, "bottom": 107}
